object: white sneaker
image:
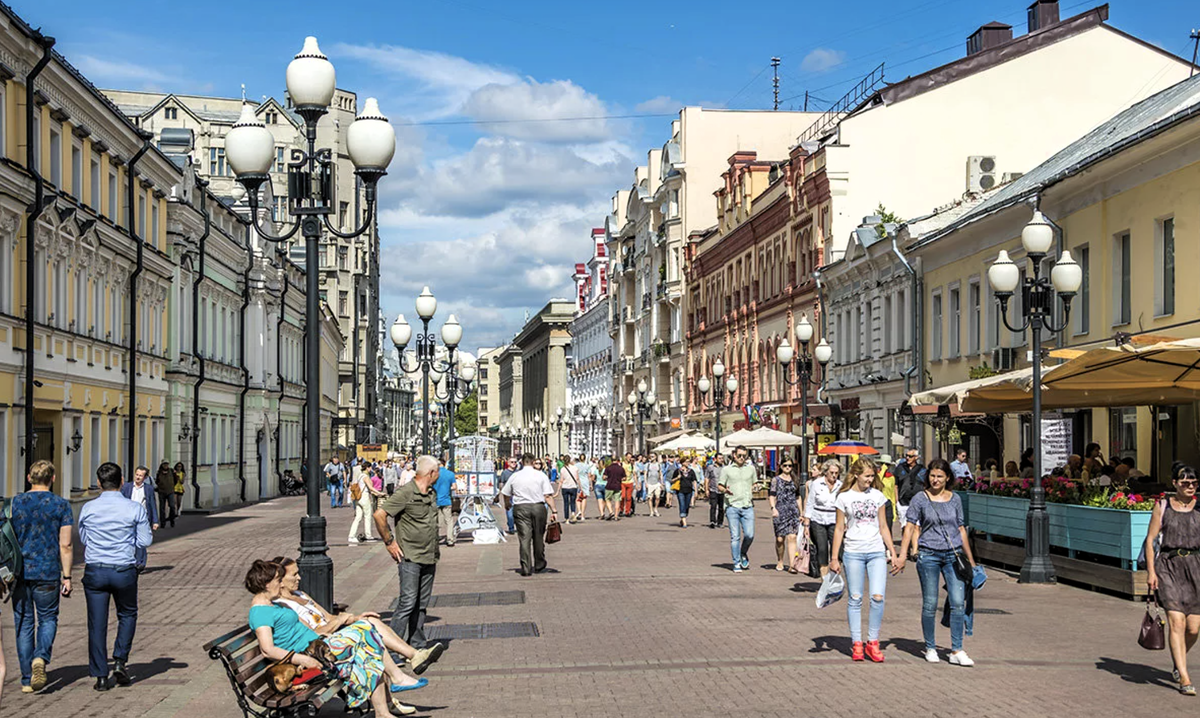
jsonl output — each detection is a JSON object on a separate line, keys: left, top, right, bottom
{"left": 348, "top": 538, "right": 360, "bottom": 545}
{"left": 924, "top": 648, "right": 940, "bottom": 663}
{"left": 948, "top": 650, "right": 974, "bottom": 667}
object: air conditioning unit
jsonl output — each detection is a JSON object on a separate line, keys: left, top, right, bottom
{"left": 1002, "top": 171, "right": 1024, "bottom": 183}
{"left": 967, "top": 156, "right": 997, "bottom": 193}
{"left": 992, "top": 347, "right": 1017, "bottom": 371}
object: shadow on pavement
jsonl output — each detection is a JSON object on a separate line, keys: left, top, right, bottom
{"left": 1095, "top": 656, "right": 1174, "bottom": 687}
{"left": 790, "top": 581, "right": 822, "bottom": 593}
{"left": 711, "top": 563, "right": 736, "bottom": 572}
{"left": 882, "top": 637, "right": 927, "bottom": 659}
{"left": 40, "top": 656, "right": 188, "bottom": 694}
{"left": 809, "top": 635, "right": 852, "bottom": 656}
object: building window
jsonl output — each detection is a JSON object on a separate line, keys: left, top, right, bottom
{"left": 1113, "top": 231, "right": 1131, "bottom": 325}
{"left": 1109, "top": 407, "right": 1138, "bottom": 462}
{"left": 138, "top": 194, "right": 146, "bottom": 238}
{"left": 108, "top": 170, "right": 118, "bottom": 220}
{"left": 165, "top": 107, "right": 178, "bottom": 120}
{"left": 1157, "top": 217, "right": 1175, "bottom": 316}
{"left": 53, "top": 260, "right": 67, "bottom": 329}
{"left": 151, "top": 202, "right": 159, "bottom": 245}
{"left": 339, "top": 291, "right": 349, "bottom": 317}
{"left": 71, "top": 144, "right": 82, "bottom": 200}
{"left": 338, "top": 246, "right": 348, "bottom": 270}
{"left": 49, "top": 126, "right": 63, "bottom": 187}
{"left": 90, "top": 157, "right": 100, "bottom": 208}
{"left": 266, "top": 111, "right": 278, "bottom": 125}
{"left": 948, "top": 286, "right": 961, "bottom": 358}
{"left": 272, "top": 196, "right": 285, "bottom": 222}
{"left": 275, "top": 146, "right": 286, "bottom": 173}
{"left": 0, "top": 231, "right": 9, "bottom": 313}
{"left": 209, "top": 147, "right": 228, "bottom": 176}
{"left": 968, "top": 280, "right": 981, "bottom": 356}
{"left": 930, "top": 290, "right": 942, "bottom": 361}
{"left": 1074, "top": 245, "right": 1090, "bottom": 335}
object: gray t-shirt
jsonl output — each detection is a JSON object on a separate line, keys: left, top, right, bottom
{"left": 906, "top": 491, "right": 964, "bottom": 551}
{"left": 645, "top": 463, "right": 662, "bottom": 486}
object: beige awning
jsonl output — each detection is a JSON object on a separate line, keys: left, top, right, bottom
{"left": 648, "top": 428, "right": 691, "bottom": 445}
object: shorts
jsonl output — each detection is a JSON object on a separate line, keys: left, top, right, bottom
{"left": 605, "top": 490, "right": 620, "bottom": 502}
{"left": 594, "top": 483, "right": 606, "bottom": 500}
{"left": 648, "top": 484, "right": 664, "bottom": 500}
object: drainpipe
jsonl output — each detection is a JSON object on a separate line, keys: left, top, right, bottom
{"left": 237, "top": 221, "right": 252, "bottom": 503}
{"left": 125, "top": 132, "right": 152, "bottom": 474}
{"left": 275, "top": 252, "right": 290, "bottom": 494}
{"left": 813, "top": 268, "right": 829, "bottom": 404}
{"left": 23, "top": 31, "right": 54, "bottom": 479}
{"left": 891, "top": 230, "right": 921, "bottom": 452}
{"left": 190, "top": 183, "right": 211, "bottom": 510}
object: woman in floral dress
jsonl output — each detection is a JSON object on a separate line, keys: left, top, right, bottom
{"left": 770, "top": 459, "right": 804, "bottom": 572}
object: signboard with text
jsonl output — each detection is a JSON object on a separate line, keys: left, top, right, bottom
{"left": 1040, "top": 417, "right": 1071, "bottom": 473}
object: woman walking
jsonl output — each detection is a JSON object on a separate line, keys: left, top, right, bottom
{"left": 893, "top": 458, "right": 977, "bottom": 667}
{"left": 675, "top": 456, "right": 697, "bottom": 528}
{"left": 173, "top": 461, "right": 187, "bottom": 514}
{"left": 1145, "top": 465, "right": 1200, "bottom": 695}
{"left": 804, "top": 460, "right": 843, "bottom": 577}
{"left": 559, "top": 456, "right": 580, "bottom": 523}
{"left": 829, "top": 458, "right": 894, "bottom": 662}
{"left": 769, "top": 458, "right": 804, "bottom": 572}
{"left": 574, "top": 455, "right": 592, "bottom": 521}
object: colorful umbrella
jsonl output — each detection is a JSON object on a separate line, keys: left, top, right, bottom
{"left": 817, "top": 440, "right": 879, "bottom": 456}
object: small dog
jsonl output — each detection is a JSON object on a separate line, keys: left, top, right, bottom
{"left": 266, "top": 639, "right": 337, "bottom": 694}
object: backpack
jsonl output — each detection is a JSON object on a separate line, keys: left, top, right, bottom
{"left": 0, "top": 499, "right": 23, "bottom": 600}
{"left": 349, "top": 480, "right": 363, "bottom": 503}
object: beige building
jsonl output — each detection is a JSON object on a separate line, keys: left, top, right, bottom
{"left": 104, "top": 82, "right": 380, "bottom": 452}
{"left": 475, "top": 346, "right": 504, "bottom": 434}
{"left": 514, "top": 301, "right": 574, "bottom": 456}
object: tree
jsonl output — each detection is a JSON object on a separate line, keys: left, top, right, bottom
{"left": 874, "top": 203, "right": 903, "bottom": 237}
{"left": 454, "top": 391, "right": 478, "bottom": 437}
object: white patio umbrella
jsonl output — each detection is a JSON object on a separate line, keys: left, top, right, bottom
{"left": 657, "top": 433, "right": 716, "bottom": 452}
{"left": 738, "top": 426, "right": 804, "bottom": 448}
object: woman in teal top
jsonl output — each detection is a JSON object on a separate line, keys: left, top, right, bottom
{"left": 244, "top": 559, "right": 426, "bottom": 716}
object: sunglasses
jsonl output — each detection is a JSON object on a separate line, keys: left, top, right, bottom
{"left": 1179, "top": 479, "right": 1198, "bottom": 487}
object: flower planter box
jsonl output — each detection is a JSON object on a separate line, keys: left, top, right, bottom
{"left": 961, "top": 493, "right": 1152, "bottom": 569}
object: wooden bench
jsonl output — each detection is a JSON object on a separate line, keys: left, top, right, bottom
{"left": 203, "top": 624, "right": 345, "bottom": 718}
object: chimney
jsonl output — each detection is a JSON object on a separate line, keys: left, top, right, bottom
{"left": 1027, "top": 0, "right": 1060, "bottom": 33}
{"left": 967, "top": 21, "right": 1013, "bottom": 56}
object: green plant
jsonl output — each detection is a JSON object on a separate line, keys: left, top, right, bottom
{"left": 968, "top": 362, "right": 999, "bottom": 380}
{"left": 454, "top": 391, "right": 478, "bottom": 437}
{"left": 874, "top": 203, "right": 903, "bottom": 237}
{"left": 659, "top": 263, "right": 667, "bottom": 281}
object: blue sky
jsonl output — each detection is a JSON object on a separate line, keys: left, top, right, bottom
{"left": 20, "top": 0, "right": 1200, "bottom": 351}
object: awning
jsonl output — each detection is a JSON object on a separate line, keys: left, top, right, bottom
{"left": 648, "top": 427, "right": 692, "bottom": 444}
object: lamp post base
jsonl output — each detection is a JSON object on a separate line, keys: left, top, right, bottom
{"left": 1018, "top": 505, "right": 1057, "bottom": 584}
{"left": 297, "top": 515, "right": 334, "bottom": 608}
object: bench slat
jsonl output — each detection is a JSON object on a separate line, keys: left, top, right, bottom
{"left": 218, "top": 631, "right": 261, "bottom": 657}
{"left": 206, "top": 626, "right": 344, "bottom": 714}
{"left": 235, "top": 654, "right": 272, "bottom": 683}
{"left": 202, "top": 624, "right": 252, "bottom": 654}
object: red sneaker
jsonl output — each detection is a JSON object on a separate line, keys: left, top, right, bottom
{"left": 865, "top": 641, "right": 885, "bottom": 663}
{"left": 851, "top": 642, "right": 864, "bottom": 661}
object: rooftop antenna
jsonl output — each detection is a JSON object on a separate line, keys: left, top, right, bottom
{"left": 771, "top": 57, "right": 781, "bottom": 110}
{"left": 1191, "top": 29, "right": 1199, "bottom": 78}
{"left": 240, "top": 83, "right": 246, "bottom": 102}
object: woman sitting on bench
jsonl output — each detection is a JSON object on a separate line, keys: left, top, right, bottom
{"left": 271, "top": 556, "right": 443, "bottom": 675}
{"left": 245, "top": 559, "right": 426, "bottom": 717}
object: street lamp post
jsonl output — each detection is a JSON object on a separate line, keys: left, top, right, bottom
{"left": 778, "top": 315, "right": 834, "bottom": 485}
{"left": 390, "top": 296, "right": 462, "bottom": 457}
{"left": 987, "top": 209, "right": 1082, "bottom": 585}
{"left": 226, "top": 36, "right": 395, "bottom": 609}
{"left": 553, "top": 406, "right": 566, "bottom": 457}
{"left": 432, "top": 357, "right": 475, "bottom": 471}
{"left": 627, "top": 379, "right": 655, "bottom": 455}
{"left": 696, "top": 360, "right": 738, "bottom": 455}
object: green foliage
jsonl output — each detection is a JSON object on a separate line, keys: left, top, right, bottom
{"left": 454, "top": 391, "right": 478, "bottom": 437}
{"left": 968, "top": 362, "right": 999, "bottom": 380}
{"left": 874, "top": 203, "right": 903, "bottom": 237}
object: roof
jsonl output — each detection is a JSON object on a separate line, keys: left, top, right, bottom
{"left": 910, "top": 72, "right": 1200, "bottom": 249}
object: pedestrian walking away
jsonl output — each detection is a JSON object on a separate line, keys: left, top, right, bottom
{"left": 602, "top": 457, "right": 625, "bottom": 521}
{"left": 78, "top": 462, "right": 153, "bottom": 691}
{"left": 434, "top": 459, "right": 457, "bottom": 547}
{"left": 9, "top": 460, "right": 74, "bottom": 693}
{"left": 769, "top": 458, "right": 803, "bottom": 573}
{"left": 501, "top": 453, "right": 559, "bottom": 576}
{"left": 154, "top": 462, "right": 176, "bottom": 529}
{"left": 893, "top": 458, "right": 977, "bottom": 667}
{"left": 645, "top": 454, "right": 664, "bottom": 518}
{"left": 719, "top": 446, "right": 757, "bottom": 572}
{"left": 674, "top": 456, "right": 698, "bottom": 528}
{"left": 805, "top": 460, "right": 843, "bottom": 578}
{"left": 558, "top": 456, "right": 580, "bottom": 524}
{"left": 829, "top": 458, "right": 894, "bottom": 663}
{"left": 119, "top": 466, "right": 159, "bottom": 571}
{"left": 574, "top": 455, "right": 593, "bottom": 521}
{"left": 1145, "top": 465, "right": 1200, "bottom": 696}
{"left": 706, "top": 454, "right": 725, "bottom": 528}
{"left": 498, "top": 458, "right": 518, "bottom": 533}
{"left": 374, "top": 456, "right": 441, "bottom": 650}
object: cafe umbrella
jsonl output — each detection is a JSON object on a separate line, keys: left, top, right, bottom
{"left": 816, "top": 440, "right": 879, "bottom": 456}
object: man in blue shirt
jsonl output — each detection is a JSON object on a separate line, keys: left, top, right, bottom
{"left": 78, "top": 462, "right": 153, "bottom": 692}
{"left": 434, "top": 457, "right": 457, "bottom": 547}
{"left": 323, "top": 457, "right": 345, "bottom": 508}
{"left": 10, "top": 460, "right": 74, "bottom": 693}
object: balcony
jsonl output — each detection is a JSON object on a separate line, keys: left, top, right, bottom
{"left": 623, "top": 306, "right": 635, "bottom": 323}
{"left": 652, "top": 341, "right": 671, "bottom": 362}
{"left": 655, "top": 283, "right": 666, "bottom": 299}
{"left": 622, "top": 357, "right": 635, "bottom": 374}
{"left": 641, "top": 293, "right": 651, "bottom": 310}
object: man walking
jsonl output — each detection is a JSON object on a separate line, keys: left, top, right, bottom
{"left": 10, "top": 460, "right": 73, "bottom": 693}
{"left": 119, "top": 466, "right": 158, "bottom": 571}
{"left": 435, "top": 458, "right": 457, "bottom": 547}
{"left": 706, "top": 454, "right": 726, "bottom": 529}
{"left": 498, "top": 458, "right": 517, "bottom": 533}
{"left": 718, "top": 446, "right": 757, "bottom": 573}
{"left": 949, "top": 448, "right": 974, "bottom": 488}
{"left": 323, "top": 456, "right": 345, "bottom": 509}
{"left": 78, "top": 462, "right": 152, "bottom": 691}
{"left": 620, "top": 452, "right": 636, "bottom": 517}
{"left": 603, "top": 456, "right": 625, "bottom": 521}
{"left": 894, "top": 450, "right": 927, "bottom": 526}
{"left": 375, "top": 456, "right": 441, "bottom": 650}
{"left": 500, "top": 453, "right": 558, "bottom": 576}
{"left": 383, "top": 459, "right": 399, "bottom": 496}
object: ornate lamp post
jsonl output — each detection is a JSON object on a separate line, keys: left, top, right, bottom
{"left": 432, "top": 357, "right": 475, "bottom": 470}
{"left": 626, "top": 379, "right": 655, "bottom": 456}
{"left": 987, "top": 209, "right": 1082, "bottom": 585}
{"left": 226, "top": 36, "right": 395, "bottom": 609}
{"left": 553, "top": 406, "right": 567, "bottom": 457}
{"left": 390, "top": 296, "right": 462, "bottom": 456}
{"left": 696, "top": 360, "right": 738, "bottom": 455}
{"left": 777, "top": 315, "right": 833, "bottom": 484}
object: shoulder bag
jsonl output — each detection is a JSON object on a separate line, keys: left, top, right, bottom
{"left": 1138, "top": 595, "right": 1166, "bottom": 650}
{"left": 928, "top": 492, "right": 974, "bottom": 584}
{"left": 349, "top": 480, "right": 363, "bottom": 503}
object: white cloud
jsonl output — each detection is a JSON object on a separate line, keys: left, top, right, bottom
{"left": 800, "top": 48, "right": 847, "bottom": 74}
{"left": 461, "top": 79, "right": 611, "bottom": 143}
{"left": 75, "top": 55, "right": 174, "bottom": 87}
{"left": 635, "top": 96, "right": 682, "bottom": 114}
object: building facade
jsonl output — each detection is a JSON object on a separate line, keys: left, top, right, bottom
{"left": 514, "top": 300, "right": 574, "bottom": 457}
{"left": 475, "top": 346, "right": 503, "bottom": 435}
{"left": 568, "top": 229, "right": 614, "bottom": 458}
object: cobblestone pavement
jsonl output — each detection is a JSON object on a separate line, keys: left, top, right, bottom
{"left": 1, "top": 495, "right": 1193, "bottom": 717}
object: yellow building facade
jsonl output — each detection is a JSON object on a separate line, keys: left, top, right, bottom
{"left": 909, "top": 74, "right": 1200, "bottom": 474}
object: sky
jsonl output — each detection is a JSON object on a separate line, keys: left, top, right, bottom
{"left": 20, "top": 0, "right": 1200, "bottom": 354}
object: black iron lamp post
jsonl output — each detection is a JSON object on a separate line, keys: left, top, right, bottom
{"left": 987, "top": 209, "right": 1082, "bottom": 585}
{"left": 626, "top": 379, "right": 656, "bottom": 456}
{"left": 390, "top": 297, "right": 462, "bottom": 457}
{"left": 553, "top": 406, "right": 567, "bottom": 457}
{"left": 226, "top": 36, "right": 395, "bottom": 610}
{"left": 696, "top": 360, "right": 738, "bottom": 455}
{"left": 777, "top": 314, "right": 833, "bottom": 484}
{"left": 432, "top": 356, "right": 476, "bottom": 470}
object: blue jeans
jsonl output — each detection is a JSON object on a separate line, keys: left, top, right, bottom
{"left": 726, "top": 505, "right": 755, "bottom": 565}
{"left": 561, "top": 488, "right": 578, "bottom": 516}
{"left": 82, "top": 564, "right": 139, "bottom": 677}
{"left": 843, "top": 551, "right": 888, "bottom": 642}
{"left": 917, "top": 550, "right": 966, "bottom": 651}
{"left": 678, "top": 491, "right": 693, "bottom": 518}
{"left": 506, "top": 506, "right": 516, "bottom": 532}
{"left": 12, "top": 580, "right": 61, "bottom": 685}
{"left": 329, "top": 481, "right": 344, "bottom": 508}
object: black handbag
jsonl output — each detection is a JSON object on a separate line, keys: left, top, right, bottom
{"left": 1139, "top": 595, "right": 1167, "bottom": 650}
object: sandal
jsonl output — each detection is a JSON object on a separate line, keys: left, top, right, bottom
{"left": 391, "top": 698, "right": 418, "bottom": 715}
{"left": 1180, "top": 683, "right": 1196, "bottom": 697}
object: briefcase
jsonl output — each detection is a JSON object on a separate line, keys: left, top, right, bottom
{"left": 545, "top": 519, "right": 562, "bottom": 544}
